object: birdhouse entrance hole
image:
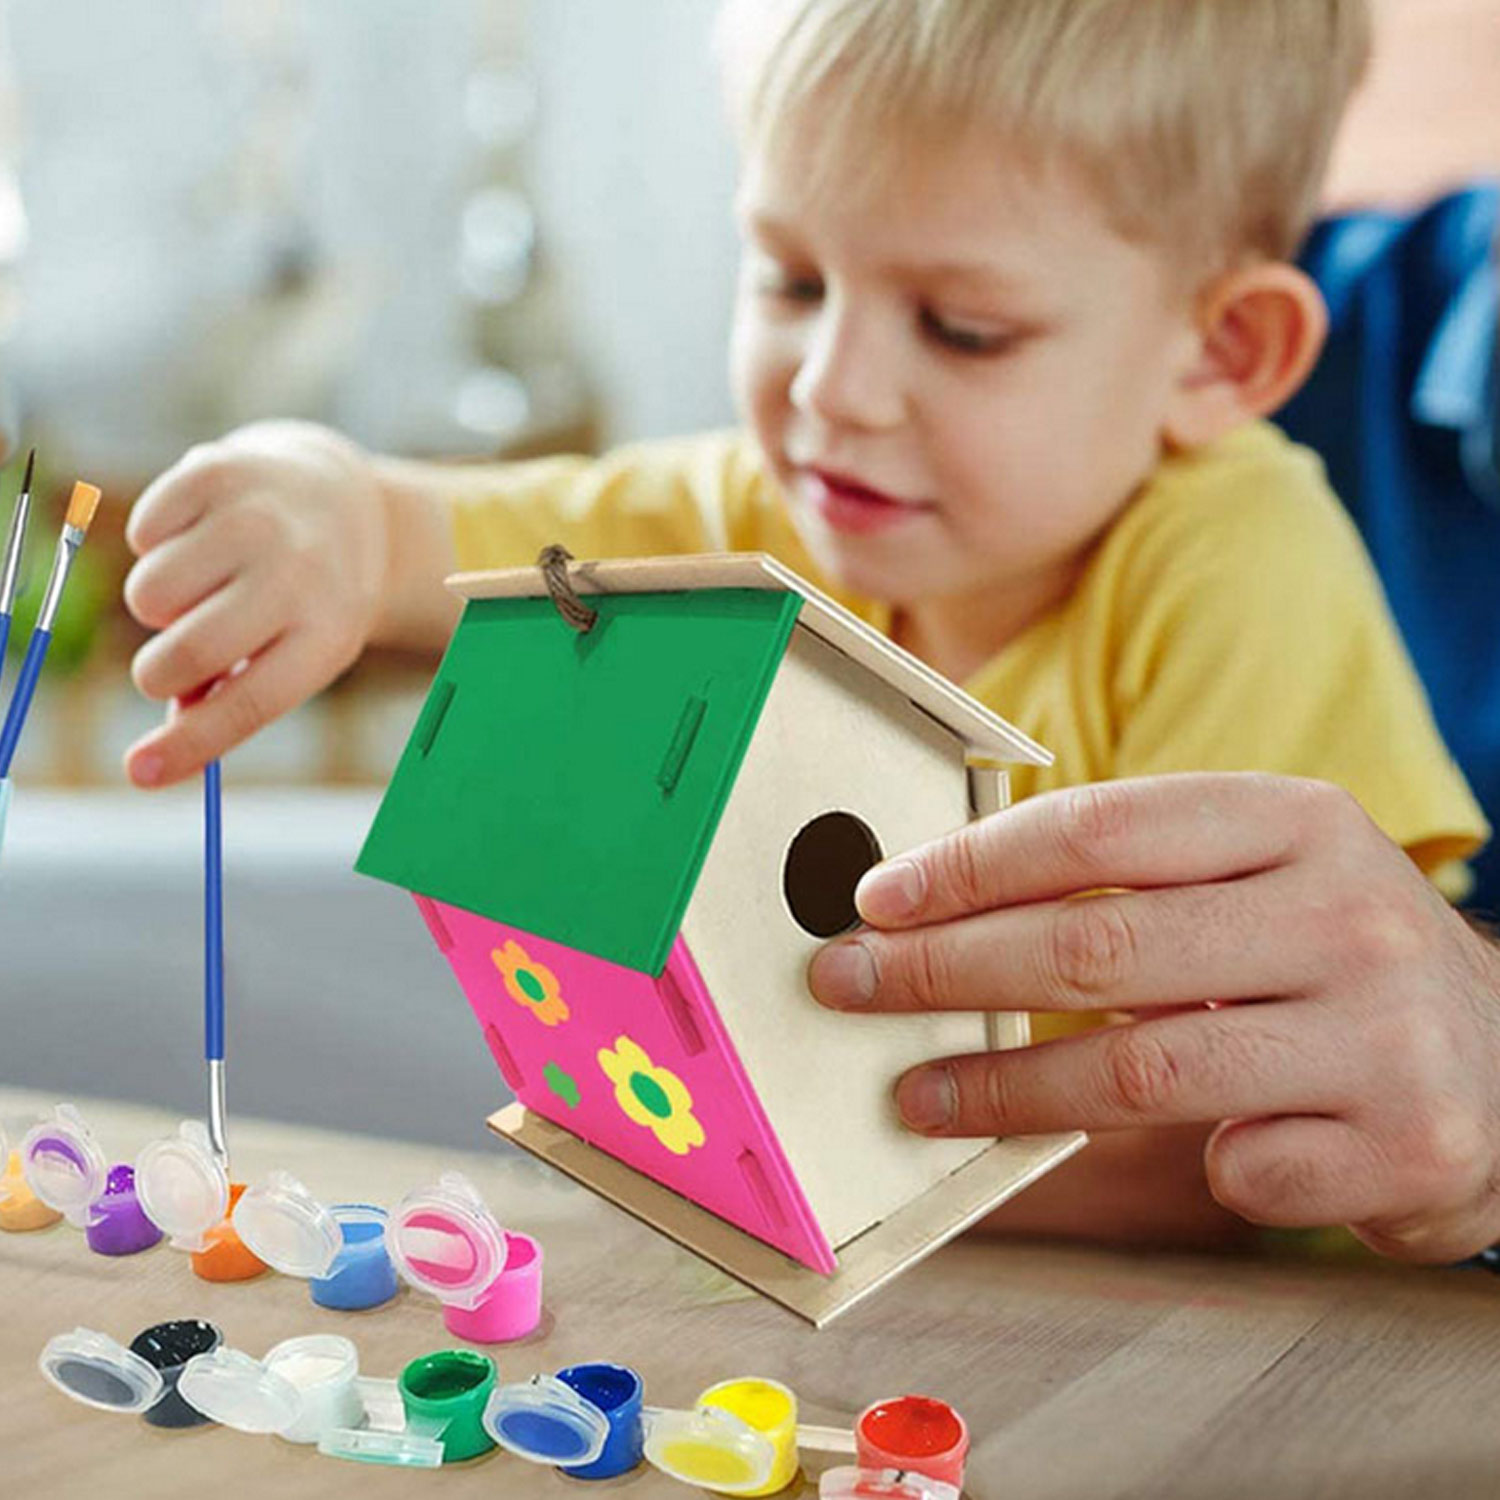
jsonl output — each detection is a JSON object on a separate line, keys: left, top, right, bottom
{"left": 781, "top": 811, "right": 884, "bottom": 938}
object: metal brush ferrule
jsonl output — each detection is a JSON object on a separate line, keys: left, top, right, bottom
{"left": 35, "top": 525, "right": 82, "bottom": 633}
{"left": 208, "top": 1059, "right": 230, "bottom": 1167}
{"left": 0, "top": 491, "right": 29, "bottom": 614}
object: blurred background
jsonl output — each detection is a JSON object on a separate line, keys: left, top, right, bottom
{"left": 0, "top": 0, "right": 1491, "bottom": 792}
{"left": 0, "top": 0, "right": 1494, "bottom": 1145}
{"left": 0, "top": 0, "right": 742, "bottom": 789}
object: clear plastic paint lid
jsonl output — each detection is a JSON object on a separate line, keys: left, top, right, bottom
{"left": 386, "top": 1171, "right": 509, "bottom": 1310}
{"left": 643, "top": 1406, "right": 777, "bottom": 1494}
{"left": 483, "top": 1375, "right": 610, "bottom": 1467}
{"left": 177, "top": 1347, "right": 302, "bottom": 1435}
{"left": 39, "top": 1328, "right": 165, "bottom": 1414}
{"left": 232, "top": 1171, "right": 344, "bottom": 1279}
{"left": 317, "top": 1377, "right": 447, "bottom": 1469}
{"left": 819, "top": 1468, "right": 961, "bottom": 1500}
{"left": 22, "top": 1105, "right": 109, "bottom": 1222}
{"left": 135, "top": 1120, "right": 229, "bottom": 1251}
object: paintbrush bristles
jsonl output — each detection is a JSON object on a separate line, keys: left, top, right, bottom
{"left": 21, "top": 448, "right": 34, "bottom": 497}
{"left": 65, "top": 481, "right": 101, "bottom": 533}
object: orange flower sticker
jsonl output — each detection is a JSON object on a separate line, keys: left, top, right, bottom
{"left": 491, "top": 940, "right": 569, "bottom": 1027}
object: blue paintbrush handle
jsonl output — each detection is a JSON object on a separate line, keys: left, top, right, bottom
{"left": 205, "top": 759, "right": 225, "bottom": 1063}
{"left": 0, "top": 610, "right": 9, "bottom": 693}
{"left": 0, "top": 626, "right": 50, "bottom": 778}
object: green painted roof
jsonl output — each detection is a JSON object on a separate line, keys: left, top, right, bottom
{"left": 356, "top": 587, "right": 800, "bottom": 976}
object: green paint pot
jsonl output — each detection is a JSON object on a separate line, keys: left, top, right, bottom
{"left": 398, "top": 1349, "right": 498, "bottom": 1464}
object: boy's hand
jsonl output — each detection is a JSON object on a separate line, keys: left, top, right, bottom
{"left": 123, "top": 421, "right": 391, "bottom": 787}
{"left": 808, "top": 773, "right": 1500, "bottom": 1264}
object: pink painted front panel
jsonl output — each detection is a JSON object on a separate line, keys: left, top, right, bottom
{"left": 415, "top": 894, "right": 834, "bottom": 1273}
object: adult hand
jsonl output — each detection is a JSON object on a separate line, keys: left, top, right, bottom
{"left": 807, "top": 773, "right": 1500, "bottom": 1263}
{"left": 122, "top": 421, "right": 407, "bottom": 787}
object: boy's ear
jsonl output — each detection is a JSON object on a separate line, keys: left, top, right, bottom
{"left": 1162, "top": 263, "right": 1329, "bottom": 450}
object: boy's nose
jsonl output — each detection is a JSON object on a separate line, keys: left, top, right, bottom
{"left": 789, "top": 305, "right": 906, "bottom": 431}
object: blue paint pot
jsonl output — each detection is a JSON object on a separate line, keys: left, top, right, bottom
{"left": 484, "top": 1364, "right": 644, "bottom": 1479}
{"left": 556, "top": 1363, "right": 645, "bottom": 1479}
{"left": 233, "top": 1173, "right": 398, "bottom": 1312}
{"left": 311, "top": 1207, "right": 400, "bottom": 1311}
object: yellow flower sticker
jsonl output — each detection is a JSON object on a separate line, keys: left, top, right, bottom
{"left": 597, "top": 1036, "right": 705, "bottom": 1156}
{"left": 491, "top": 941, "right": 569, "bottom": 1027}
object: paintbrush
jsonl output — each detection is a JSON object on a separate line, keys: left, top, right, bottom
{"left": 0, "top": 449, "right": 36, "bottom": 690}
{"left": 204, "top": 758, "right": 229, "bottom": 1167}
{"left": 0, "top": 479, "right": 102, "bottom": 780}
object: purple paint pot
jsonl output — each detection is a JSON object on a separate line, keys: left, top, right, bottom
{"left": 22, "top": 1105, "right": 109, "bottom": 1230}
{"left": 86, "top": 1166, "right": 163, "bottom": 1257}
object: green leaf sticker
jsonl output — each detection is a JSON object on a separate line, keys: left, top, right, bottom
{"left": 544, "top": 1061, "right": 581, "bottom": 1109}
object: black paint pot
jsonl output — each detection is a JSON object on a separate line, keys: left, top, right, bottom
{"left": 130, "top": 1320, "right": 225, "bottom": 1428}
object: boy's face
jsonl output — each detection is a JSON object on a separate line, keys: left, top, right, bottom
{"left": 731, "top": 123, "right": 1202, "bottom": 612}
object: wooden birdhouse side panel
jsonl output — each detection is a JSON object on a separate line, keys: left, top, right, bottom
{"left": 412, "top": 894, "right": 835, "bottom": 1271}
{"left": 681, "top": 624, "right": 996, "bottom": 1251}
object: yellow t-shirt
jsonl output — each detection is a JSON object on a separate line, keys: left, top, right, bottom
{"left": 450, "top": 421, "right": 1489, "bottom": 893}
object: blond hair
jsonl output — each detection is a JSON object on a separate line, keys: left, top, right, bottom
{"left": 718, "top": 0, "right": 1372, "bottom": 273}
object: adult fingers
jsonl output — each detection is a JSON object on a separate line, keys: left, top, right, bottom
{"left": 1204, "top": 1116, "right": 1397, "bottom": 1228}
{"left": 1206, "top": 1115, "right": 1499, "bottom": 1263}
{"left": 810, "top": 870, "right": 1316, "bottom": 1015}
{"left": 854, "top": 774, "right": 1357, "bottom": 929}
{"left": 131, "top": 574, "right": 291, "bottom": 704}
{"left": 125, "top": 632, "right": 322, "bottom": 787}
{"left": 891, "top": 1000, "right": 1351, "bottom": 1136}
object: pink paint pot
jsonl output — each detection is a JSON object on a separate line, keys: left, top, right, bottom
{"left": 854, "top": 1397, "right": 968, "bottom": 1491}
{"left": 388, "top": 1172, "right": 543, "bottom": 1344}
{"left": 443, "top": 1232, "right": 542, "bottom": 1343}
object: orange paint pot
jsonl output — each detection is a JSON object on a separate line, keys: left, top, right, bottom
{"left": 190, "top": 1184, "right": 268, "bottom": 1283}
{"left": 0, "top": 1148, "right": 61, "bottom": 1232}
{"left": 136, "top": 1120, "right": 265, "bottom": 1281}
{"left": 854, "top": 1397, "right": 968, "bottom": 1491}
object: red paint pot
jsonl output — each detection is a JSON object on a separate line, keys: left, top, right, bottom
{"left": 854, "top": 1396, "right": 968, "bottom": 1490}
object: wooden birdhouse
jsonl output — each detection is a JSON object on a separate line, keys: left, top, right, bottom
{"left": 357, "top": 553, "right": 1085, "bottom": 1325}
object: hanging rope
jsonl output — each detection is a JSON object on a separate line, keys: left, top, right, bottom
{"left": 538, "top": 544, "right": 598, "bottom": 634}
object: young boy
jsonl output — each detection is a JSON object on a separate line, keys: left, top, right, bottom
{"left": 121, "top": 1, "right": 1488, "bottom": 1245}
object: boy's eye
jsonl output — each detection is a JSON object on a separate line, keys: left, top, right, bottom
{"left": 755, "top": 266, "right": 824, "bottom": 303}
{"left": 920, "top": 307, "right": 1016, "bottom": 356}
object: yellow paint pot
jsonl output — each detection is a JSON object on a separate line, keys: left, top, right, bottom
{"left": 698, "top": 1378, "right": 800, "bottom": 1495}
{"left": 644, "top": 1405, "right": 778, "bottom": 1495}
{"left": 0, "top": 1149, "right": 61, "bottom": 1232}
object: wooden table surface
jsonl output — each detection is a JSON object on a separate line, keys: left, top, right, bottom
{"left": 5, "top": 1090, "right": 1500, "bottom": 1500}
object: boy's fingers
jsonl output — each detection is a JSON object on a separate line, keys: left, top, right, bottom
{"left": 892, "top": 1002, "right": 1348, "bottom": 1137}
{"left": 854, "top": 774, "right": 1347, "bottom": 929}
{"left": 123, "top": 520, "right": 243, "bottom": 631}
{"left": 124, "top": 443, "right": 238, "bottom": 555}
{"left": 811, "top": 872, "right": 1311, "bottom": 1014}
{"left": 125, "top": 634, "right": 312, "bottom": 787}
{"left": 131, "top": 575, "right": 289, "bottom": 705}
